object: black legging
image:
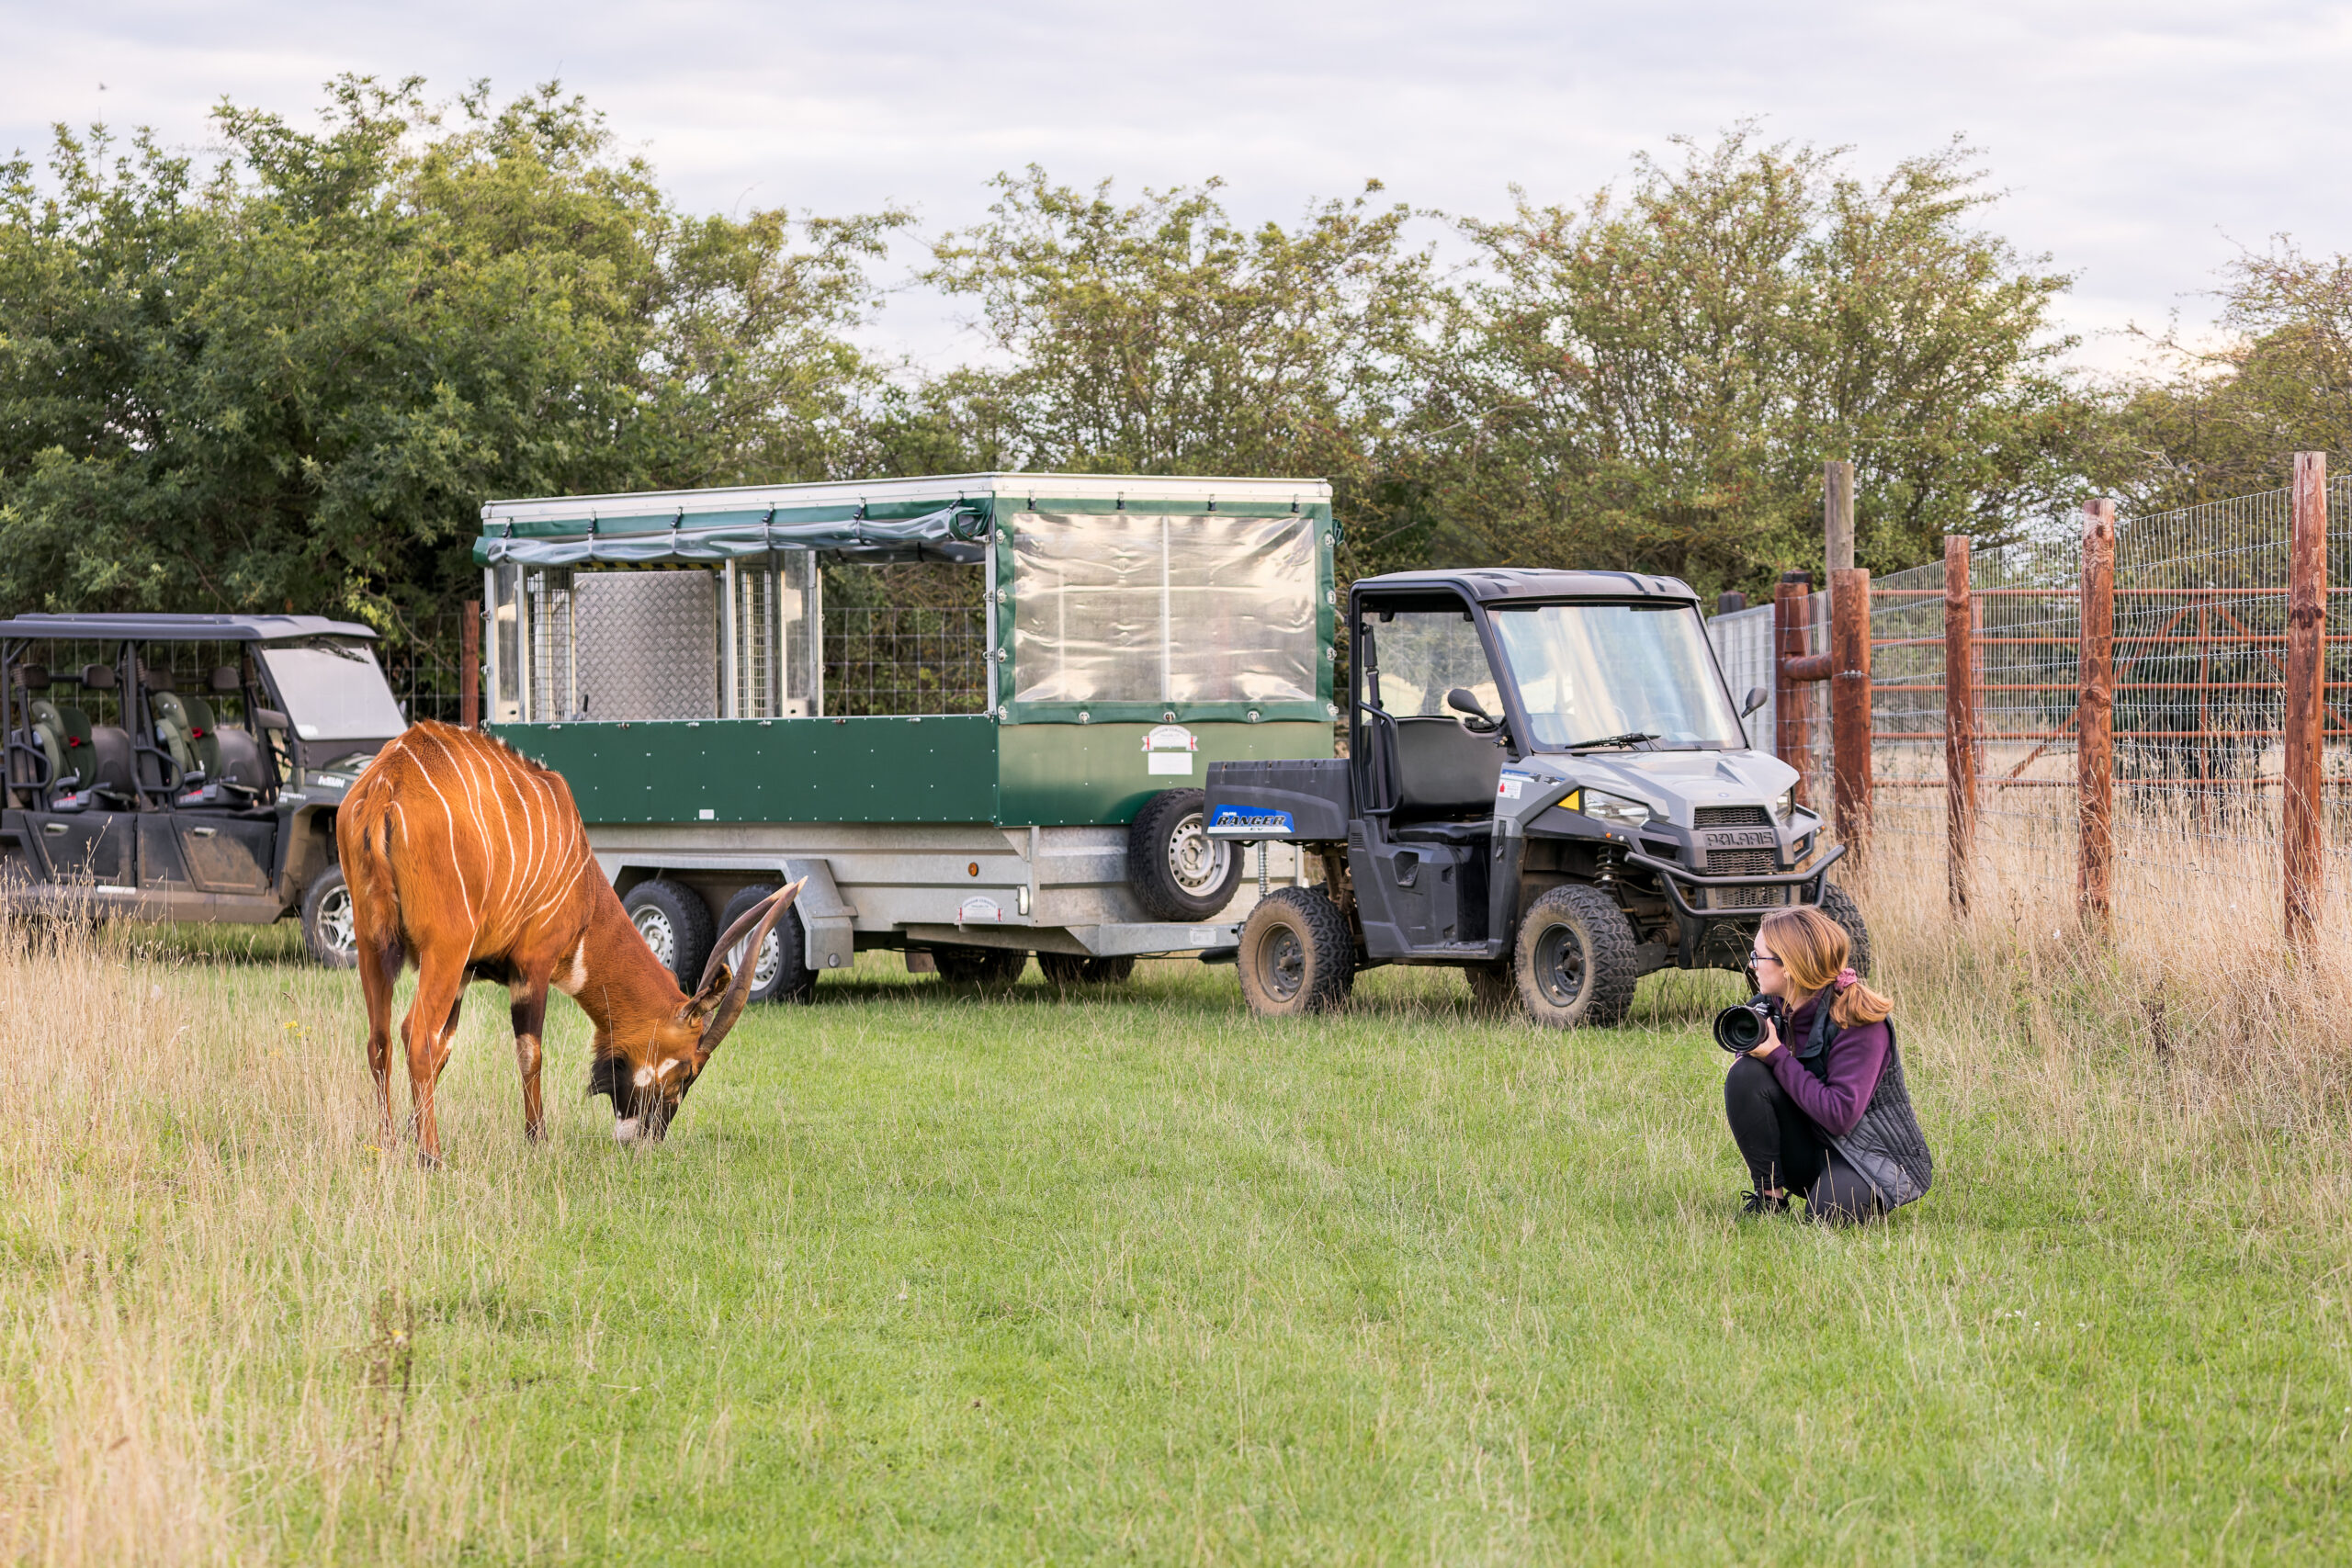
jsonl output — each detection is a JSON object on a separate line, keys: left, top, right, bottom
{"left": 1724, "top": 1055, "right": 1883, "bottom": 1223}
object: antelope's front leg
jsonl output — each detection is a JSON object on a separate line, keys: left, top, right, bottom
{"left": 509, "top": 976, "right": 552, "bottom": 1142}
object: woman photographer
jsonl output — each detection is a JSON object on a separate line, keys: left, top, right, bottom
{"left": 1724, "top": 905, "right": 1932, "bottom": 1223}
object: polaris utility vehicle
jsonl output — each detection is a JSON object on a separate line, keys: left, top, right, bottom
{"left": 0, "top": 614, "right": 409, "bottom": 962}
{"left": 475, "top": 472, "right": 1335, "bottom": 1000}
{"left": 1203, "top": 570, "right": 1867, "bottom": 1025}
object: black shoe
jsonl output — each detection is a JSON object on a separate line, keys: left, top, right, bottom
{"left": 1740, "top": 1190, "right": 1790, "bottom": 1217}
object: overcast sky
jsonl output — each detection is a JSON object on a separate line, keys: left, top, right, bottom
{"left": 6, "top": 0, "right": 2350, "bottom": 376}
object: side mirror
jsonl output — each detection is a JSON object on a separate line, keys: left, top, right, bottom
{"left": 254, "top": 708, "right": 290, "bottom": 731}
{"left": 1741, "top": 686, "right": 1769, "bottom": 718}
{"left": 1445, "top": 687, "right": 1491, "bottom": 721}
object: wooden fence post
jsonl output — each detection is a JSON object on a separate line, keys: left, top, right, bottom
{"left": 1774, "top": 572, "right": 1814, "bottom": 809}
{"left": 460, "top": 600, "right": 481, "bottom": 729}
{"left": 1825, "top": 460, "right": 1855, "bottom": 574}
{"left": 2285, "top": 451, "right": 2328, "bottom": 951}
{"left": 1831, "top": 566, "right": 1872, "bottom": 861}
{"left": 2078, "top": 501, "right": 2116, "bottom": 925}
{"left": 1944, "top": 536, "right": 1975, "bottom": 909}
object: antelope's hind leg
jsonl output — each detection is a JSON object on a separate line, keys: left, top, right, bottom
{"left": 401, "top": 953, "right": 469, "bottom": 1165}
{"left": 357, "top": 933, "right": 405, "bottom": 1140}
{"left": 510, "top": 971, "right": 553, "bottom": 1143}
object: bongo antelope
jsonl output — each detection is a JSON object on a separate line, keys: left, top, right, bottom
{"left": 339, "top": 721, "right": 799, "bottom": 1158}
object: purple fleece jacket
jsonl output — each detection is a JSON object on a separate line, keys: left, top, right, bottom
{"left": 1765, "top": 994, "right": 1890, "bottom": 1138}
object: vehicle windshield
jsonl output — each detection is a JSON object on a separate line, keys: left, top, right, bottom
{"left": 257, "top": 640, "right": 408, "bottom": 741}
{"left": 1488, "top": 603, "right": 1745, "bottom": 750}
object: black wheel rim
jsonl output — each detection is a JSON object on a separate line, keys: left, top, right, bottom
{"left": 1533, "top": 920, "right": 1588, "bottom": 1009}
{"left": 1261, "top": 924, "right": 1306, "bottom": 1002}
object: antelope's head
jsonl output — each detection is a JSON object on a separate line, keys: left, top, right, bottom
{"left": 591, "top": 882, "right": 803, "bottom": 1145}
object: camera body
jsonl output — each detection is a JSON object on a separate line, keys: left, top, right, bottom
{"left": 1713, "top": 995, "right": 1784, "bottom": 1055}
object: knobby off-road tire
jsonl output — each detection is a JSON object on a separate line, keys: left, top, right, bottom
{"left": 1127, "top": 788, "right": 1244, "bottom": 922}
{"left": 1512, "top": 884, "right": 1640, "bottom": 1029}
{"left": 1237, "top": 886, "right": 1356, "bottom": 1017}
{"left": 718, "top": 883, "right": 817, "bottom": 1005}
{"left": 1037, "top": 952, "right": 1138, "bottom": 987}
{"left": 1816, "top": 881, "right": 1872, "bottom": 977}
{"left": 1464, "top": 963, "right": 1517, "bottom": 1013}
{"left": 301, "top": 865, "right": 360, "bottom": 968}
{"left": 933, "top": 944, "right": 1028, "bottom": 992}
{"left": 624, "top": 879, "right": 714, "bottom": 991}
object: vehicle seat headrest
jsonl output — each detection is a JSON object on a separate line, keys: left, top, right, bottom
{"left": 141, "top": 665, "right": 175, "bottom": 693}
{"left": 78, "top": 664, "right": 117, "bottom": 691}
{"left": 209, "top": 666, "right": 241, "bottom": 694}
{"left": 11, "top": 663, "right": 47, "bottom": 691}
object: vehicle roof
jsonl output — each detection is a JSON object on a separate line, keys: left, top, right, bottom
{"left": 1351, "top": 569, "right": 1702, "bottom": 604}
{"left": 482, "top": 471, "right": 1334, "bottom": 530}
{"left": 0, "top": 613, "right": 379, "bottom": 643}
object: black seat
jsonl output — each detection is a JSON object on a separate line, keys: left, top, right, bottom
{"left": 1392, "top": 818, "right": 1492, "bottom": 846}
{"left": 1389, "top": 715, "right": 1504, "bottom": 823}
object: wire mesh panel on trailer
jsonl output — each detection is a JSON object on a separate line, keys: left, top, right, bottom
{"left": 820, "top": 604, "right": 989, "bottom": 716}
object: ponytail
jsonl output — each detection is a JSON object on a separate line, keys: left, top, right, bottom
{"left": 1756, "top": 904, "right": 1892, "bottom": 1028}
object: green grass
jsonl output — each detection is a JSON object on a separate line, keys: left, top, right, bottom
{"left": 6, "top": 931, "right": 2351, "bottom": 1562}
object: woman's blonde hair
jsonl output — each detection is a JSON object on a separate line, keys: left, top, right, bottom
{"left": 1757, "top": 905, "right": 1892, "bottom": 1027}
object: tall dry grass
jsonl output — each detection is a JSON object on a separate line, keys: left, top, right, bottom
{"left": 0, "top": 913, "right": 602, "bottom": 1564}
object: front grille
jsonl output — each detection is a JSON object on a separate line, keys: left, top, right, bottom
{"left": 1705, "top": 846, "right": 1778, "bottom": 877}
{"left": 1695, "top": 806, "right": 1771, "bottom": 829}
{"left": 1713, "top": 885, "right": 1791, "bottom": 909}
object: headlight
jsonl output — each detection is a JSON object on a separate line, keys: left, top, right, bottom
{"left": 1774, "top": 786, "right": 1796, "bottom": 822}
{"left": 1573, "top": 788, "right": 1653, "bottom": 829}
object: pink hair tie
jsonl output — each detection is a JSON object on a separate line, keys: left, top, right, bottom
{"left": 1837, "top": 967, "right": 1859, "bottom": 987}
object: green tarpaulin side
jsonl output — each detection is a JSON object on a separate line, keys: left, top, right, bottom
{"left": 472, "top": 505, "right": 989, "bottom": 566}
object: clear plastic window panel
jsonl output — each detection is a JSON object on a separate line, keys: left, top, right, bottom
{"left": 1011, "top": 512, "right": 1316, "bottom": 706}
{"left": 1366, "top": 611, "right": 1503, "bottom": 716}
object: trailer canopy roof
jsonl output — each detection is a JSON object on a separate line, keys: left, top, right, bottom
{"left": 477, "top": 472, "right": 1334, "bottom": 567}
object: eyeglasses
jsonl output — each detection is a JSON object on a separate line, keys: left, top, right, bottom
{"left": 1748, "top": 952, "right": 1780, "bottom": 966}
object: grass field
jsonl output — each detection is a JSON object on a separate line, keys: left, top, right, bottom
{"left": 6, "top": 898, "right": 2352, "bottom": 1564}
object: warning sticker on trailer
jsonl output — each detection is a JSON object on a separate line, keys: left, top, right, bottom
{"left": 1498, "top": 769, "right": 1535, "bottom": 800}
{"left": 1144, "top": 724, "right": 1197, "bottom": 776}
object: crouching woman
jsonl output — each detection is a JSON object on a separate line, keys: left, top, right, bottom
{"left": 1725, "top": 904, "right": 1933, "bottom": 1223}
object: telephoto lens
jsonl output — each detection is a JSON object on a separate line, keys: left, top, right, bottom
{"left": 1712, "top": 997, "right": 1781, "bottom": 1054}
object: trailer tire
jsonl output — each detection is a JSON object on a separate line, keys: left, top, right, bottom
{"left": 624, "top": 879, "right": 714, "bottom": 991}
{"left": 1038, "top": 952, "right": 1137, "bottom": 987}
{"left": 933, "top": 945, "right": 1027, "bottom": 991}
{"left": 1128, "top": 788, "right": 1243, "bottom": 921}
{"left": 1816, "top": 881, "right": 1872, "bottom": 977}
{"left": 1513, "top": 884, "right": 1640, "bottom": 1029}
{"left": 718, "top": 884, "right": 816, "bottom": 1005}
{"left": 1237, "top": 886, "right": 1355, "bottom": 1017}
{"left": 301, "top": 866, "right": 360, "bottom": 969}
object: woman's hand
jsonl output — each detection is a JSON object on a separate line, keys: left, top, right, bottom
{"left": 1748, "top": 1017, "right": 1784, "bottom": 1060}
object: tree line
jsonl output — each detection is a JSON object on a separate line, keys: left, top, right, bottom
{"left": 1, "top": 75, "right": 2341, "bottom": 645}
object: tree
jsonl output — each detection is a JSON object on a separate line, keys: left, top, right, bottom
{"left": 1415, "top": 130, "right": 2090, "bottom": 596}
{"left": 0, "top": 76, "right": 897, "bottom": 638}
{"left": 906, "top": 168, "right": 1440, "bottom": 570}
{"left": 2098, "top": 242, "right": 2352, "bottom": 509}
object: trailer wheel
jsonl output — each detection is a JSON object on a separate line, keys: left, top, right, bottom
{"left": 718, "top": 884, "right": 816, "bottom": 1005}
{"left": 1512, "top": 885, "right": 1639, "bottom": 1029}
{"left": 933, "top": 944, "right": 1027, "bottom": 991}
{"left": 1038, "top": 952, "right": 1137, "bottom": 987}
{"left": 301, "top": 866, "right": 360, "bottom": 968}
{"left": 1128, "top": 788, "right": 1244, "bottom": 921}
{"left": 1816, "top": 881, "right": 1872, "bottom": 977}
{"left": 624, "top": 879, "right": 714, "bottom": 990}
{"left": 1237, "top": 886, "right": 1355, "bottom": 1017}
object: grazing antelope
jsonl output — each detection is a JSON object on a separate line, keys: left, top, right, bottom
{"left": 339, "top": 720, "right": 799, "bottom": 1159}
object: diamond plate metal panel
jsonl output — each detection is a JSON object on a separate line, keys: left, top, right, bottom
{"left": 574, "top": 570, "right": 717, "bottom": 721}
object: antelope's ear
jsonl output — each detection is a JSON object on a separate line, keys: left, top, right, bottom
{"left": 682, "top": 964, "right": 730, "bottom": 1029}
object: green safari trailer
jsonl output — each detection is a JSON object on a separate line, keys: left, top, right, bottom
{"left": 478, "top": 471, "right": 1338, "bottom": 998}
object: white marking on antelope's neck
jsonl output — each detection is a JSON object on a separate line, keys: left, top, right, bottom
{"left": 657, "top": 1057, "right": 681, "bottom": 1078}
{"left": 632, "top": 1065, "right": 656, "bottom": 1088}
{"left": 553, "top": 939, "right": 588, "bottom": 998}
{"left": 612, "top": 1117, "right": 642, "bottom": 1143}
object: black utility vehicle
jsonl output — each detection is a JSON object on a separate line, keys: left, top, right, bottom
{"left": 1204, "top": 570, "right": 1867, "bottom": 1026}
{"left": 1, "top": 614, "right": 409, "bottom": 964}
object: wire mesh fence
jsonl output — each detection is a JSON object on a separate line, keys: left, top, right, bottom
{"left": 1713, "top": 475, "right": 2352, "bottom": 939}
{"left": 820, "top": 604, "right": 989, "bottom": 716}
